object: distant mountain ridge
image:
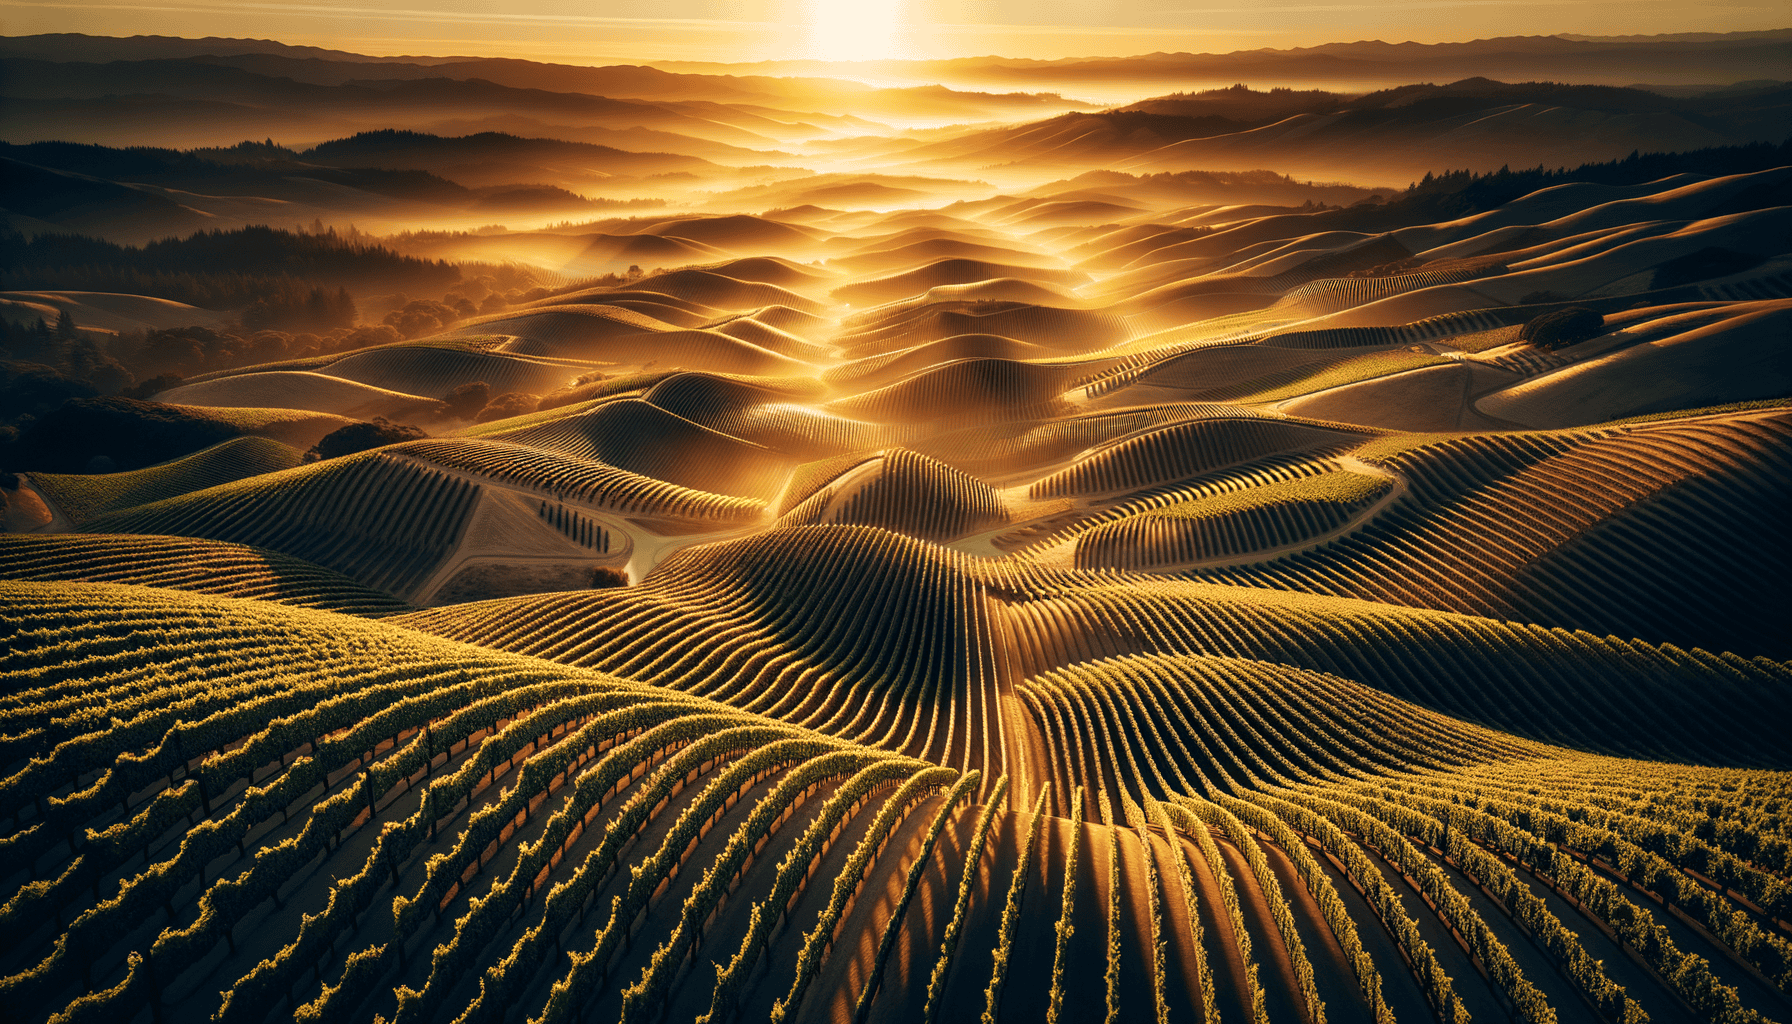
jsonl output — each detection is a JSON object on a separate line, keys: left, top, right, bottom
{"left": 0, "top": 36, "right": 1097, "bottom": 123}
{"left": 656, "top": 30, "right": 1792, "bottom": 89}
{"left": 0, "top": 132, "right": 695, "bottom": 242}
{"left": 895, "top": 78, "right": 1792, "bottom": 184}
{"left": 6, "top": 29, "right": 1786, "bottom": 94}
{"left": 0, "top": 32, "right": 470, "bottom": 64}
{"left": 301, "top": 129, "right": 715, "bottom": 178}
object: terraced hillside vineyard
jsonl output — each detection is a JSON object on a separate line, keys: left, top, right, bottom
{"left": 3, "top": 28, "right": 1791, "bottom": 1024}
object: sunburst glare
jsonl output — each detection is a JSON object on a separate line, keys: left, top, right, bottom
{"left": 805, "top": 0, "right": 908, "bottom": 61}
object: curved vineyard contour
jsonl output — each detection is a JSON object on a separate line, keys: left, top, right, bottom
{"left": 5, "top": 127, "right": 1791, "bottom": 1024}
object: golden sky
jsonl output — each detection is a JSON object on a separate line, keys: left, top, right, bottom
{"left": 2, "top": 0, "right": 1785, "bottom": 62}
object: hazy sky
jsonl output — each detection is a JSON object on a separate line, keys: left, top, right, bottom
{"left": 3, "top": 0, "right": 1785, "bottom": 62}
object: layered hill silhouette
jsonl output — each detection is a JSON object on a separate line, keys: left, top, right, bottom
{"left": 3, "top": 32, "right": 1791, "bottom": 1024}
{"left": 898, "top": 79, "right": 1791, "bottom": 182}
{"left": 688, "top": 31, "right": 1792, "bottom": 92}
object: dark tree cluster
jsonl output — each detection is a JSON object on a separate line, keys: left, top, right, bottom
{"left": 476, "top": 392, "right": 539, "bottom": 424}
{"left": 0, "top": 312, "right": 416, "bottom": 432}
{"left": 0, "top": 359, "right": 99, "bottom": 431}
{"left": 1522, "top": 307, "right": 1607, "bottom": 350}
{"left": 0, "top": 225, "right": 460, "bottom": 307}
{"left": 442, "top": 382, "right": 492, "bottom": 420}
{"left": 305, "top": 418, "right": 428, "bottom": 462}
{"left": 0, "top": 396, "right": 239, "bottom": 474}
{"left": 1391, "top": 137, "right": 1792, "bottom": 222}
{"left": 103, "top": 322, "right": 405, "bottom": 379}
{"left": 241, "top": 286, "right": 358, "bottom": 333}
{"left": 0, "top": 317, "right": 134, "bottom": 405}
{"left": 383, "top": 298, "right": 470, "bottom": 339}
{"left": 440, "top": 381, "right": 542, "bottom": 424}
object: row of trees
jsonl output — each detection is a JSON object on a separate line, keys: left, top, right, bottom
{"left": 240, "top": 286, "right": 358, "bottom": 332}
{"left": 1396, "top": 136, "right": 1792, "bottom": 219}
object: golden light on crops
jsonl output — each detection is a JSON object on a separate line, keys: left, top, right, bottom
{"left": 5, "top": 10, "right": 1790, "bottom": 1024}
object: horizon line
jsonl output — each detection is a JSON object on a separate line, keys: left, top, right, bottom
{"left": 3, "top": 23, "right": 1790, "bottom": 67}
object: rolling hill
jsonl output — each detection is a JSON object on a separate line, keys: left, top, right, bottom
{"left": 896, "top": 80, "right": 1792, "bottom": 184}
{"left": 3, "top": 46, "right": 1790, "bottom": 1024}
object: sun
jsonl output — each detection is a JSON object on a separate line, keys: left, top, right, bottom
{"left": 805, "top": 0, "right": 907, "bottom": 62}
